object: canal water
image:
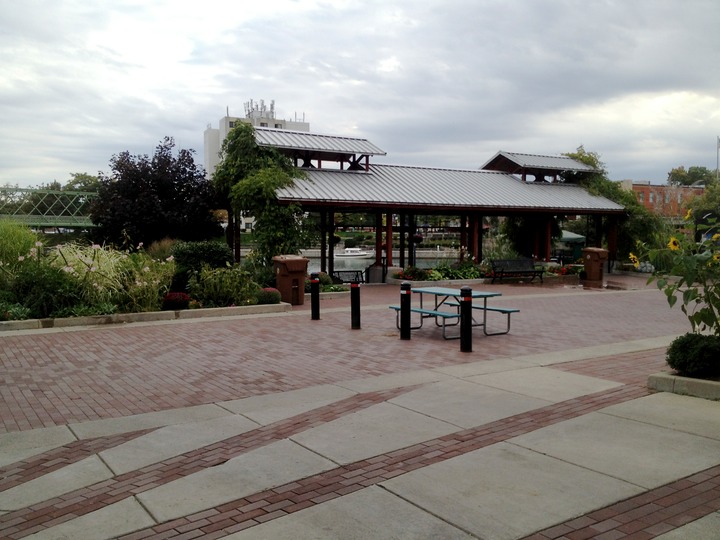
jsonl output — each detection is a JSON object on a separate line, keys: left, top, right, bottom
{"left": 303, "top": 249, "right": 457, "bottom": 274}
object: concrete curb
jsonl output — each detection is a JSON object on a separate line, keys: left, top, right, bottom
{"left": 648, "top": 372, "right": 720, "bottom": 401}
{"left": 0, "top": 303, "right": 291, "bottom": 332}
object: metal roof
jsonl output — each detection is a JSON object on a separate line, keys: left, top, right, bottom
{"left": 277, "top": 164, "right": 625, "bottom": 214}
{"left": 481, "top": 151, "right": 598, "bottom": 174}
{"left": 254, "top": 127, "right": 386, "bottom": 156}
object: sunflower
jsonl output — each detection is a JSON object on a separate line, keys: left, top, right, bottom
{"left": 629, "top": 253, "right": 639, "bottom": 268}
{"left": 713, "top": 233, "right": 720, "bottom": 242}
{"left": 684, "top": 208, "right": 693, "bottom": 221}
{"left": 667, "top": 237, "right": 681, "bottom": 251}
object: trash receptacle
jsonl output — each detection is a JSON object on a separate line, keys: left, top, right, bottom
{"left": 272, "top": 255, "right": 309, "bottom": 305}
{"left": 581, "top": 247, "right": 608, "bottom": 287}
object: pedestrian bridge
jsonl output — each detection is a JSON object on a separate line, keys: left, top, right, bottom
{"left": 0, "top": 187, "right": 97, "bottom": 228}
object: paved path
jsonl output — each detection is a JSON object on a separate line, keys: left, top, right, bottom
{"left": 1, "top": 276, "right": 719, "bottom": 539}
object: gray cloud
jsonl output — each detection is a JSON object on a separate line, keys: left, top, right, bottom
{"left": 1, "top": 0, "right": 719, "bottom": 187}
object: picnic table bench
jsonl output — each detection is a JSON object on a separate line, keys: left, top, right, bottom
{"left": 444, "top": 300, "right": 520, "bottom": 335}
{"left": 389, "top": 285, "right": 520, "bottom": 338}
{"left": 490, "top": 258, "right": 543, "bottom": 284}
{"left": 388, "top": 305, "right": 460, "bottom": 339}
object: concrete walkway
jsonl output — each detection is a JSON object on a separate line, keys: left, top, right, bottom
{"left": 1, "top": 275, "right": 719, "bottom": 539}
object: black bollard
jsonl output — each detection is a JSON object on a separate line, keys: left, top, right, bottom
{"left": 310, "top": 272, "right": 320, "bottom": 320}
{"left": 400, "top": 281, "right": 411, "bottom": 340}
{"left": 350, "top": 281, "right": 361, "bottom": 329}
{"left": 460, "top": 286, "right": 473, "bottom": 352}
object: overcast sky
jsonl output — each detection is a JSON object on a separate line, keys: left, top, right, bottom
{"left": 2, "top": 0, "right": 719, "bottom": 188}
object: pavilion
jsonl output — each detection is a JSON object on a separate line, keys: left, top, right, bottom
{"left": 252, "top": 127, "right": 625, "bottom": 281}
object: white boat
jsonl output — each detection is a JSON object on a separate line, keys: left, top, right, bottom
{"left": 336, "top": 247, "right": 374, "bottom": 258}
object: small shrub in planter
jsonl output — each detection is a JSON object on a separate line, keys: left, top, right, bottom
{"left": 256, "top": 287, "right": 281, "bottom": 304}
{"left": 666, "top": 333, "right": 720, "bottom": 378}
{"left": 188, "top": 265, "right": 259, "bottom": 307}
{"left": 171, "top": 240, "right": 233, "bottom": 291}
{"left": 0, "top": 302, "right": 31, "bottom": 321}
{"left": 162, "top": 292, "right": 191, "bottom": 310}
{"left": 304, "top": 272, "right": 334, "bottom": 292}
{"left": 393, "top": 266, "right": 430, "bottom": 281}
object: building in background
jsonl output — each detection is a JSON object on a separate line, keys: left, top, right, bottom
{"left": 203, "top": 99, "right": 310, "bottom": 178}
{"left": 619, "top": 180, "right": 705, "bottom": 221}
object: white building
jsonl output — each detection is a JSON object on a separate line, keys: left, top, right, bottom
{"left": 203, "top": 99, "right": 310, "bottom": 178}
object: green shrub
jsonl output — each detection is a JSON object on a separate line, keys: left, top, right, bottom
{"left": 393, "top": 260, "right": 485, "bottom": 281}
{"left": 54, "top": 243, "right": 128, "bottom": 305}
{"left": 241, "top": 255, "right": 276, "bottom": 288}
{"left": 51, "top": 303, "right": 116, "bottom": 318}
{"left": 11, "top": 259, "right": 82, "bottom": 318}
{"left": 256, "top": 287, "right": 281, "bottom": 304}
{"left": 0, "top": 302, "right": 31, "bottom": 321}
{"left": 343, "top": 237, "right": 359, "bottom": 248}
{"left": 113, "top": 251, "right": 175, "bottom": 312}
{"left": 666, "top": 333, "right": 720, "bottom": 378}
{"left": 188, "top": 265, "right": 260, "bottom": 307}
{"left": 171, "top": 240, "right": 233, "bottom": 290}
{"left": 304, "top": 271, "right": 335, "bottom": 292}
{"left": 434, "top": 260, "right": 484, "bottom": 280}
{"left": 393, "top": 266, "right": 430, "bottom": 281}
{"left": 0, "top": 221, "right": 38, "bottom": 270}
{"left": 147, "top": 237, "right": 176, "bottom": 261}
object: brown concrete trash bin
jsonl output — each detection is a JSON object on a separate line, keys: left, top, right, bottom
{"left": 272, "top": 255, "right": 309, "bottom": 305}
{"left": 581, "top": 247, "right": 608, "bottom": 287}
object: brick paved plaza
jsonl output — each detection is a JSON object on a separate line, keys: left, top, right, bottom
{"left": 1, "top": 278, "right": 719, "bottom": 539}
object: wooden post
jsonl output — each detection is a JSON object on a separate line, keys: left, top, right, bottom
{"left": 386, "top": 212, "right": 393, "bottom": 267}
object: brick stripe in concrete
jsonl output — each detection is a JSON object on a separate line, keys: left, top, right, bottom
{"left": 0, "top": 386, "right": 412, "bottom": 538}
{"left": 111, "top": 385, "right": 653, "bottom": 539}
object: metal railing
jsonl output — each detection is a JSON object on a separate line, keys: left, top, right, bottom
{"left": 0, "top": 187, "right": 97, "bottom": 228}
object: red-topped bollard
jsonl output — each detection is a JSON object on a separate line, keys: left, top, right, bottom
{"left": 460, "top": 286, "right": 472, "bottom": 352}
{"left": 310, "top": 272, "right": 320, "bottom": 320}
{"left": 351, "top": 281, "right": 361, "bottom": 329}
{"left": 400, "top": 281, "right": 411, "bottom": 340}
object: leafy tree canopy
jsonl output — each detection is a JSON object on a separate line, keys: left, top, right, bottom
{"left": 686, "top": 183, "right": 720, "bottom": 238}
{"left": 668, "top": 165, "right": 716, "bottom": 187}
{"left": 689, "top": 182, "right": 720, "bottom": 213}
{"left": 64, "top": 172, "right": 100, "bottom": 192}
{"left": 213, "top": 123, "right": 295, "bottom": 199}
{"left": 231, "top": 166, "right": 310, "bottom": 265}
{"left": 90, "top": 137, "right": 222, "bottom": 247}
{"left": 561, "top": 146, "right": 665, "bottom": 257}
{"left": 213, "top": 123, "right": 312, "bottom": 264}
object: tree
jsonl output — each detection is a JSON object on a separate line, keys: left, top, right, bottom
{"left": 231, "top": 166, "right": 310, "bottom": 265}
{"left": 668, "top": 166, "right": 716, "bottom": 187}
{"left": 562, "top": 146, "right": 664, "bottom": 258}
{"left": 90, "top": 137, "right": 221, "bottom": 247}
{"left": 685, "top": 183, "right": 720, "bottom": 239}
{"left": 64, "top": 172, "right": 99, "bottom": 192}
{"left": 212, "top": 123, "right": 304, "bottom": 261}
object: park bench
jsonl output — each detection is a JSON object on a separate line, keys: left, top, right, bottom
{"left": 388, "top": 305, "right": 461, "bottom": 339}
{"left": 490, "top": 258, "right": 543, "bottom": 284}
{"left": 331, "top": 270, "right": 365, "bottom": 283}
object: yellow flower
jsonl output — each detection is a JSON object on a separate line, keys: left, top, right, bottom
{"left": 629, "top": 253, "right": 639, "bottom": 268}
{"left": 713, "top": 233, "right": 720, "bottom": 242}
{"left": 684, "top": 208, "right": 692, "bottom": 221}
{"left": 667, "top": 237, "right": 681, "bottom": 251}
